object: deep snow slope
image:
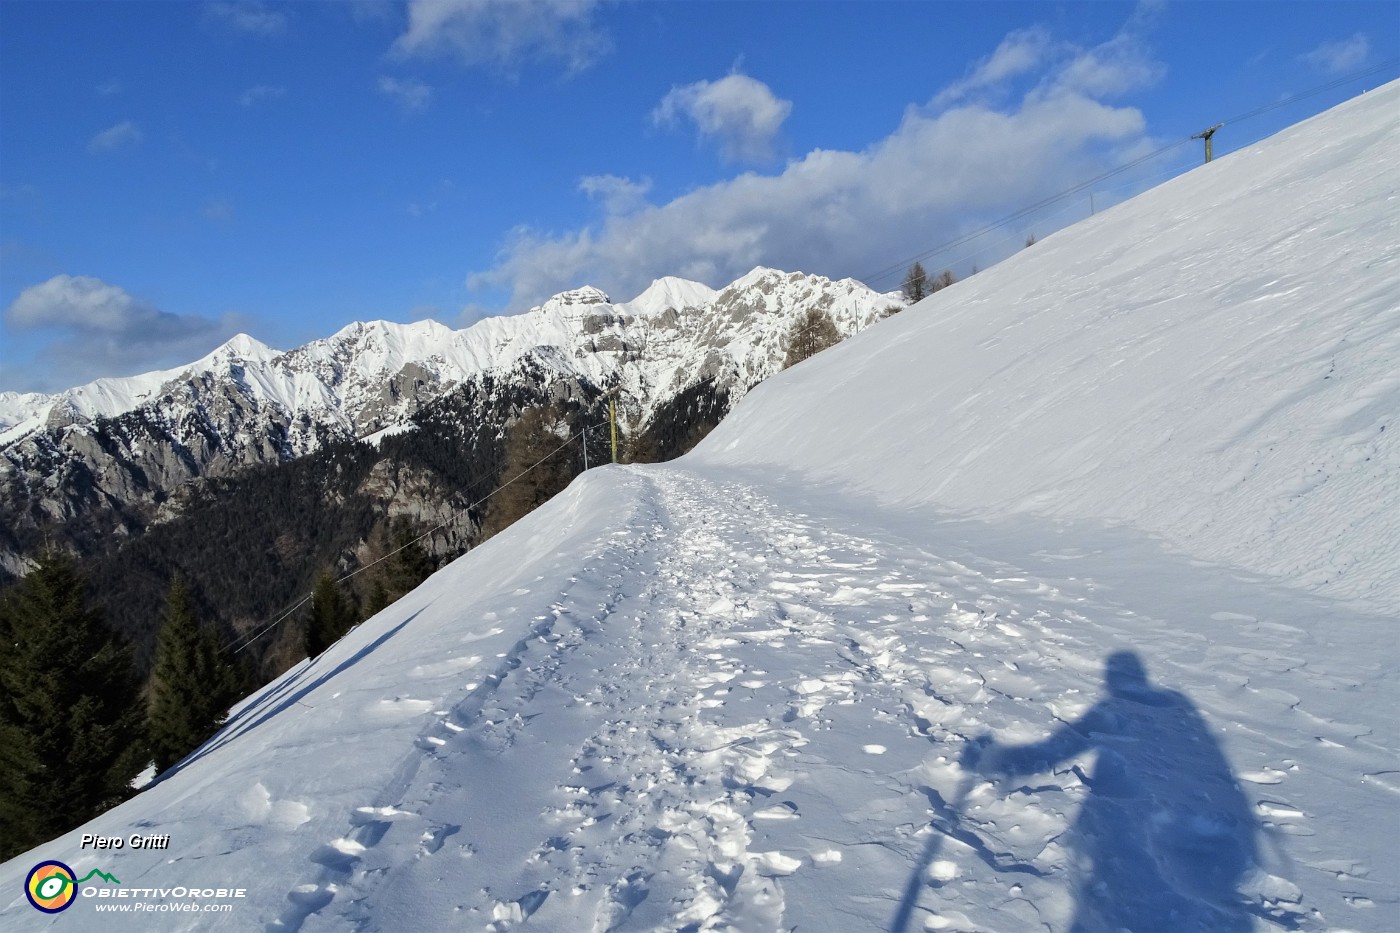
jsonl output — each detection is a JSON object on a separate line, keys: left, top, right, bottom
{"left": 697, "top": 80, "right": 1400, "bottom": 614}
{"left": 2, "top": 87, "right": 1396, "bottom": 933}
{"left": 0, "top": 466, "right": 1392, "bottom": 931}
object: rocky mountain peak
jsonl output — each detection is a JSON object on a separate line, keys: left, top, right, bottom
{"left": 728, "top": 266, "right": 790, "bottom": 290}
{"left": 0, "top": 266, "right": 902, "bottom": 579}
{"left": 531, "top": 286, "right": 612, "bottom": 318}
{"left": 208, "top": 332, "right": 279, "bottom": 362}
{"left": 620, "top": 277, "right": 720, "bottom": 316}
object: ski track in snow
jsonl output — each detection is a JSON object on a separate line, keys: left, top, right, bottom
{"left": 263, "top": 466, "right": 1384, "bottom": 932}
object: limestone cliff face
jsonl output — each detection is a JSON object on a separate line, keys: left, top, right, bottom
{"left": 353, "top": 460, "right": 471, "bottom": 562}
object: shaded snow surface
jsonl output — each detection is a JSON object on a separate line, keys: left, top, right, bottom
{"left": 3, "top": 85, "right": 1397, "bottom": 931}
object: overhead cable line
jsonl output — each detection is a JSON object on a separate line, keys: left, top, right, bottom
{"left": 228, "top": 67, "right": 1400, "bottom": 656}
{"left": 230, "top": 418, "right": 609, "bottom": 655}
{"left": 858, "top": 135, "right": 1194, "bottom": 289}
{"left": 1217, "top": 57, "right": 1399, "bottom": 128}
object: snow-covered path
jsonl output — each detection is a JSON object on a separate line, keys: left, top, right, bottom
{"left": 258, "top": 464, "right": 1392, "bottom": 932}
{"left": 5, "top": 85, "right": 1396, "bottom": 933}
{"left": 3, "top": 462, "right": 1393, "bottom": 932}
{"left": 6, "top": 83, "right": 1395, "bottom": 933}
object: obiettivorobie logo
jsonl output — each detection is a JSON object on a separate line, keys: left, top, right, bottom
{"left": 23, "top": 856, "right": 247, "bottom": 916}
{"left": 24, "top": 861, "right": 120, "bottom": 913}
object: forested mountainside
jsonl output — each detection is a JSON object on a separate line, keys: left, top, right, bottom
{"left": 2, "top": 271, "right": 871, "bottom": 678}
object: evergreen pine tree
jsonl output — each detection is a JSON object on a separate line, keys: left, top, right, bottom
{"left": 0, "top": 552, "right": 144, "bottom": 860}
{"left": 148, "top": 577, "right": 238, "bottom": 774}
{"left": 385, "top": 522, "right": 435, "bottom": 598}
{"left": 363, "top": 577, "right": 391, "bottom": 618}
{"left": 303, "top": 572, "right": 356, "bottom": 659}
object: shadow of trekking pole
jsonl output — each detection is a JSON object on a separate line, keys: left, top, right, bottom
{"left": 890, "top": 737, "right": 990, "bottom": 933}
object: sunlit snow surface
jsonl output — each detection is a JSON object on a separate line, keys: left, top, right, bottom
{"left": 697, "top": 83, "right": 1400, "bottom": 614}
{"left": 2, "top": 85, "right": 1396, "bottom": 931}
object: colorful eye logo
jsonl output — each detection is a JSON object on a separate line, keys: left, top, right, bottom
{"left": 25, "top": 860, "right": 77, "bottom": 913}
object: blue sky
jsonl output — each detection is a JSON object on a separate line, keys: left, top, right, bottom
{"left": 1, "top": 0, "right": 1396, "bottom": 393}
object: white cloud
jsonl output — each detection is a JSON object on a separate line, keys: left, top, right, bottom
{"left": 10, "top": 275, "right": 190, "bottom": 333}
{"left": 5, "top": 275, "right": 247, "bottom": 390}
{"left": 238, "top": 84, "right": 286, "bottom": 107}
{"left": 379, "top": 76, "right": 433, "bottom": 112}
{"left": 88, "top": 120, "right": 143, "bottom": 153}
{"left": 469, "top": 29, "right": 1162, "bottom": 310}
{"left": 207, "top": 1, "right": 288, "bottom": 36}
{"left": 1056, "top": 34, "right": 1163, "bottom": 98}
{"left": 934, "top": 27, "right": 1054, "bottom": 107}
{"left": 1301, "top": 34, "right": 1370, "bottom": 75}
{"left": 652, "top": 73, "right": 792, "bottom": 163}
{"left": 96, "top": 80, "right": 122, "bottom": 97}
{"left": 579, "top": 174, "right": 652, "bottom": 215}
{"left": 935, "top": 24, "right": 1162, "bottom": 108}
{"left": 391, "top": 0, "right": 608, "bottom": 74}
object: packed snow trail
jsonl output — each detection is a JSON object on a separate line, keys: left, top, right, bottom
{"left": 2, "top": 463, "right": 1392, "bottom": 931}
{"left": 256, "top": 464, "right": 1388, "bottom": 932}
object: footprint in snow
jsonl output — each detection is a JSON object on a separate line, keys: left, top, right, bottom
{"left": 592, "top": 871, "right": 650, "bottom": 933}
{"left": 412, "top": 821, "right": 459, "bottom": 856}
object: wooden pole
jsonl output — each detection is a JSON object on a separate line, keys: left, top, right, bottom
{"left": 609, "top": 397, "right": 617, "bottom": 464}
{"left": 1192, "top": 123, "right": 1223, "bottom": 164}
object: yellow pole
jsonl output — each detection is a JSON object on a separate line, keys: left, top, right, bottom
{"left": 609, "top": 397, "right": 618, "bottom": 463}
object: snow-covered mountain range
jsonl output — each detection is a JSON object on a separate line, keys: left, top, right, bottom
{"left": 0, "top": 269, "right": 893, "bottom": 443}
{"left": 0, "top": 268, "right": 899, "bottom": 574}
{"left": 2, "top": 83, "right": 1396, "bottom": 933}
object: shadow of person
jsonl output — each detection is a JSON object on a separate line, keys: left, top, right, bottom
{"left": 964, "top": 651, "right": 1262, "bottom": 932}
